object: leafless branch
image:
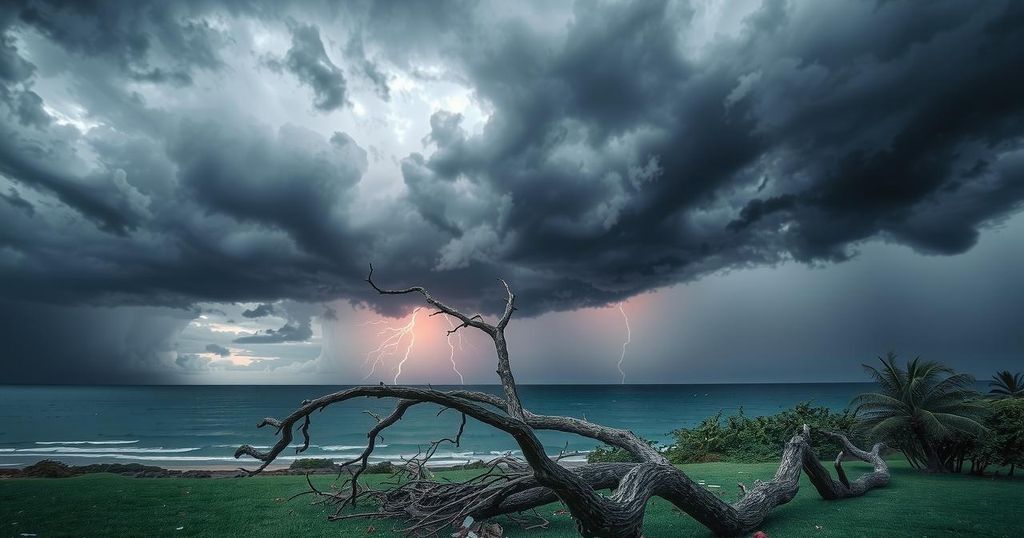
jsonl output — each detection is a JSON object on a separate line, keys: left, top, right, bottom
{"left": 237, "top": 267, "right": 889, "bottom": 537}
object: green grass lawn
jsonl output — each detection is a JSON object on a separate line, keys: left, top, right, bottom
{"left": 2, "top": 460, "right": 1021, "bottom": 537}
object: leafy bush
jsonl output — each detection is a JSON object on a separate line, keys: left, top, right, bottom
{"left": 289, "top": 458, "right": 336, "bottom": 470}
{"left": 587, "top": 402, "right": 857, "bottom": 464}
{"left": 968, "top": 398, "right": 1024, "bottom": 475}
{"left": 666, "top": 402, "right": 858, "bottom": 464}
{"left": 854, "top": 354, "right": 987, "bottom": 472}
{"left": 363, "top": 461, "right": 398, "bottom": 474}
{"left": 449, "top": 459, "right": 491, "bottom": 471}
{"left": 587, "top": 445, "right": 643, "bottom": 463}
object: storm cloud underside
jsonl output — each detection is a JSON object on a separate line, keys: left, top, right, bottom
{"left": 0, "top": 0, "right": 1022, "bottom": 382}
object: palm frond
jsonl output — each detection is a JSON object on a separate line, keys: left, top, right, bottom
{"left": 989, "top": 370, "right": 1024, "bottom": 398}
{"left": 854, "top": 354, "right": 990, "bottom": 459}
{"left": 864, "top": 415, "right": 910, "bottom": 442}
{"left": 931, "top": 412, "right": 988, "bottom": 437}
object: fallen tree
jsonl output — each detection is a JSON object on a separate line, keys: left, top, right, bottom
{"left": 236, "top": 266, "right": 889, "bottom": 537}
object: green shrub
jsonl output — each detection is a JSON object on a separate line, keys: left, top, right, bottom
{"left": 587, "top": 445, "right": 643, "bottom": 463}
{"left": 363, "top": 461, "right": 397, "bottom": 474}
{"left": 586, "top": 436, "right": 665, "bottom": 463}
{"left": 588, "top": 403, "right": 856, "bottom": 464}
{"left": 289, "top": 458, "right": 336, "bottom": 470}
{"left": 666, "top": 402, "right": 859, "bottom": 464}
{"left": 449, "top": 459, "right": 490, "bottom": 471}
{"left": 854, "top": 354, "right": 987, "bottom": 472}
{"left": 968, "top": 398, "right": 1024, "bottom": 475}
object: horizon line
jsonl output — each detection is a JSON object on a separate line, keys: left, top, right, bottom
{"left": 1, "top": 381, "right": 891, "bottom": 388}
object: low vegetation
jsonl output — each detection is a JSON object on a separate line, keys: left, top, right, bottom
{"left": 967, "top": 398, "right": 1024, "bottom": 476}
{"left": 667, "top": 402, "right": 858, "bottom": 464}
{"left": 2, "top": 461, "right": 1021, "bottom": 537}
{"left": 288, "top": 458, "right": 336, "bottom": 470}
{"left": 854, "top": 356, "right": 1024, "bottom": 476}
{"left": 854, "top": 353, "right": 988, "bottom": 473}
{"left": 990, "top": 370, "right": 1024, "bottom": 399}
{"left": 590, "top": 357, "right": 1024, "bottom": 481}
{"left": 588, "top": 402, "right": 856, "bottom": 465}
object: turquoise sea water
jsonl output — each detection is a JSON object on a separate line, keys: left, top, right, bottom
{"left": 0, "top": 384, "right": 871, "bottom": 468}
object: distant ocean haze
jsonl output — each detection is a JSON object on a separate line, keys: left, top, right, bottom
{"left": 0, "top": 384, "right": 876, "bottom": 468}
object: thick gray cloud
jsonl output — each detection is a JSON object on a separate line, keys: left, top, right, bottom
{"left": 13, "top": 0, "right": 224, "bottom": 84}
{"left": 234, "top": 300, "right": 318, "bottom": 344}
{"left": 175, "top": 353, "right": 210, "bottom": 371}
{"left": 345, "top": 34, "right": 389, "bottom": 101}
{"left": 204, "top": 343, "right": 230, "bottom": 356}
{"left": 241, "top": 303, "right": 276, "bottom": 318}
{"left": 396, "top": 0, "right": 1024, "bottom": 313}
{"left": 0, "top": 0, "right": 1022, "bottom": 382}
{"left": 1, "top": 186, "right": 32, "bottom": 215}
{"left": 233, "top": 319, "right": 312, "bottom": 344}
{"left": 268, "top": 22, "right": 349, "bottom": 111}
{"left": 0, "top": 299, "right": 192, "bottom": 383}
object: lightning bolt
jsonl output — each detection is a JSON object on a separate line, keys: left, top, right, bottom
{"left": 616, "top": 303, "right": 631, "bottom": 384}
{"left": 363, "top": 307, "right": 422, "bottom": 382}
{"left": 443, "top": 315, "right": 466, "bottom": 384}
{"left": 392, "top": 308, "right": 422, "bottom": 384}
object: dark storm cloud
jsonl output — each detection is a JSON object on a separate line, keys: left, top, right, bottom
{"left": 0, "top": 299, "right": 191, "bottom": 383}
{"left": 168, "top": 119, "right": 368, "bottom": 259}
{"left": 1, "top": 186, "right": 33, "bottom": 215}
{"left": 175, "top": 353, "right": 210, "bottom": 371}
{"left": 12, "top": 0, "right": 224, "bottom": 84}
{"left": 241, "top": 303, "right": 276, "bottom": 319}
{"left": 345, "top": 34, "right": 390, "bottom": 101}
{"left": 205, "top": 343, "right": 230, "bottom": 356}
{"left": 270, "top": 22, "right": 349, "bottom": 111}
{"left": 233, "top": 319, "right": 313, "bottom": 344}
{"left": 727, "top": 195, "right": 798, "bottom": 233}
{"left": 234, "top": 300, "right": 318, "bottom": 343}
{"left": 0, "top": 0, "right": 1023, "bottom": 383}
{"left": 396, "top": 0, "right": 1024, "bottom": 311}
{"left": 13, "top": 90, "right": 46, "bottom": 127}
{"left": 0, "top": 145, "right": 151, "bottom": 234}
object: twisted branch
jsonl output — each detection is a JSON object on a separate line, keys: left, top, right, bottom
{"left": 237, "top": 268, "right": 889, "bottom": 536}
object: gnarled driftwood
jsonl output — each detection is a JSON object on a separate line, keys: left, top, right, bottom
{"left": 236, "top": 267, "right": 889, "bottom": 537}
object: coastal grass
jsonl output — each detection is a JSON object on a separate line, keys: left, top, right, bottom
{"left": 2, "top": 460, "right": 1022, "bottom": 537}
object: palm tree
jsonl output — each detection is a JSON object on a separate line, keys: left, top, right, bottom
{"left": 989, "top": 371, "right": 1024, "bottom": 399}
{"left": 853, "top": 352, "right": 987, "bottom": 472}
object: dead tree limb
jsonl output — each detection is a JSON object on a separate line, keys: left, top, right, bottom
{"left": 238, "top": 267, "right": 889, "bottom": 536}
{"left": 803, "top": 432, "right": 890, "bottom": 499}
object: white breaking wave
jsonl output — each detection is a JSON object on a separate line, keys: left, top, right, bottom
{"left": 2, "top": 453, "right": 347, "bottom": 463}
{"left": 368, "top": 451, "right": 476, "bottom": 460}
{"left": 0, "top": 452, "right": 539, "bottom": 468}
{"left": 35, "top": 440, "right": 139, "bottom": 445}
{"left": 321, "top": 444, "right": 387, "bottom": 451}
{"left": 211, "top": 444, "right": 319, "bottom": 449}
{"left": 16, "top": 447, "right": 200, "bottom": 454}
{"left": 1, "top": 453, "right": 251, "bottom": 462}
{"left": 421, "top": 459, "right": 473, "bottom": 466}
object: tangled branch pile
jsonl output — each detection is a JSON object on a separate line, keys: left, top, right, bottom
{"left": 236, "top": 266, "right": 889, "bottom": 537}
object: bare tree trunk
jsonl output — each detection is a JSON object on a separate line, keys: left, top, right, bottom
{"left": 236, "top": 266, "right": 890, "bottom": 537}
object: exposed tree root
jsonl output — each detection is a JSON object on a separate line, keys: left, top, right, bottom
{"left": 236, "top": 267, "right": 889, "bottom": 537}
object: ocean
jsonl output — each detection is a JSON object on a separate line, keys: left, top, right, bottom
{"left": 0, "top": 384, "right": 871, "bottom": 469}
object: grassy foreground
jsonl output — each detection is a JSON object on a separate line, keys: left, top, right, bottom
{"left": 2, "top": 460, "right": 1022, "bottom": 537}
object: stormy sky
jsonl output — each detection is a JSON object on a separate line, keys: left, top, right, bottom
{"left": 0, "top": 0, "right": 1022, "bottom": 385}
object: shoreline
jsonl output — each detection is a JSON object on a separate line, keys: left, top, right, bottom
{"left": 0, "top": 455, "right": 587, "bottom": 479}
